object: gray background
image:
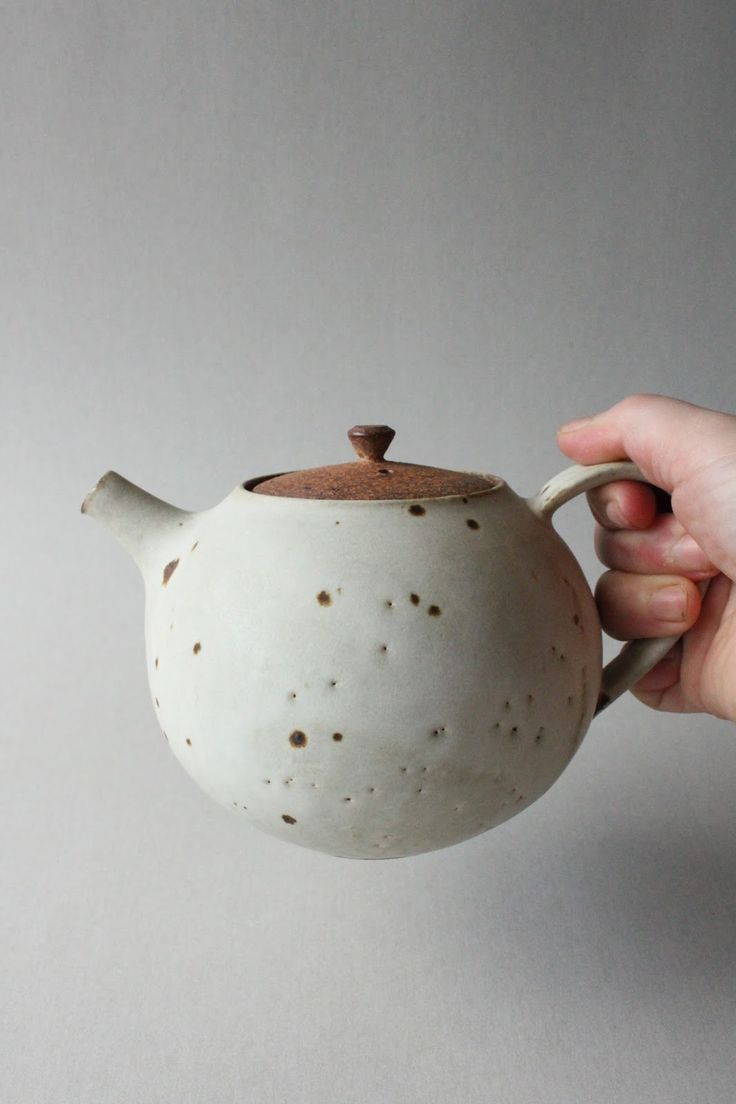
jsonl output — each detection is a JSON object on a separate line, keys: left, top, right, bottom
{"left": 3, "top": 2, "right": 736, "bottom": 1101}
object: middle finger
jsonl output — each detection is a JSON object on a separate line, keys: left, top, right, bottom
{"left": 594, "top": 513, "right": 718, "bottom": 579}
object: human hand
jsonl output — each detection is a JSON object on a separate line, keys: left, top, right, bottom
{"left": 557, "top": 394, "right": 736, "bottom": 722}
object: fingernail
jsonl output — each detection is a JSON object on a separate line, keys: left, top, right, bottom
{"left": 603, "top": 500, "right": 630, "bottom": 528}
{"left": 650, "top": 584, "right": 687, "bottom": 622}
{"left": 671, "top": 534, "right": 712, "bottom": 573}
{"left": 558, "top": 416, "right": 593, "bottom": 434}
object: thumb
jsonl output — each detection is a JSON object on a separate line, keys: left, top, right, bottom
{"left": 557, "top": 394, "right": 736, "bottom": 577}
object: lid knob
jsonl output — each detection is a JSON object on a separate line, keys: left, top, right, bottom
{"left": 348, "top": 424, "right": 396, "bottom": 463}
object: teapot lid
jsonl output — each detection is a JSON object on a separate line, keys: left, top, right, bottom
{"left": 250, "top": 425, "right": 498, "bottom": 500}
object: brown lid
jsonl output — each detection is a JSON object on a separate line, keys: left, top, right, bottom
{"left": 250, "top": 425, "right": 498, "bottom": 500}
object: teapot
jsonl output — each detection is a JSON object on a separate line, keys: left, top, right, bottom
{"left": 82, "top": 425, "right": 679, "bottom": 859}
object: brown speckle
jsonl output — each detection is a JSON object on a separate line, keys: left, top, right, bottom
{"left": 427, "top": 605, "right": 441, "bottom": 617}
{"left": 155, "top": 698, "right": 159, "bottom": 708}
{"left": 461, "top": 497, "right": 468, "bottom": 504}
{"left": 510, "top": 726, "right": 519, "bottom": 738}
{"left": 162, "top": 559, "right": 179, "bottom": 585}
{"left": 573, "top": 614, "right": 580, "bottom": 625}
{"left": 193, "top": 642, "right": 201, "bottom": 655}
{"left": 154, "top": 657, "right": 159, "bottom": 669}
{"left": 186, "top": 738, "right": 192, "bottom": 746}
{"left": 289, "top": 730, "right": 307, "bottom": 748}
{"left": 191, "top": 541, "right": 199, "bottom": 552}
{"left": 332, "top": 732, "right": 343, "bottom": 742}
{"left": 466, "top": 518, "right": 480, "bottom": 530}
{"left": 282, "top": 814, "right": 296, "bottom": 824}
{"left": 317, "top": 590, "right": 332, "bottom": 606}
{"left": 288, "top": 691, "right": 297, "bottom": 699}
{"left": 385, "top": 599, "right": 394, "bottom": 608}
{"left": 527, "top": 693, "right": 533, "bottom": 704}
{"left": 343, "top": 796, "right": 352, "bottom": 802}
{"left": 380, "top": 643, "right": 388, "bottom": 652}
{"left": 410, "top": 593, "right": 420, "bottom": 605}
{"left": 408, "top": 504, "right": 426, "bottom": 516}
{"left": 535, "top": 727, "right": 545, "bottom": 742}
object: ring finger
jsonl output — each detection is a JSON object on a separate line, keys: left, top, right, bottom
{"left": 595, "top": 570, "right": 702, "bottom": 639}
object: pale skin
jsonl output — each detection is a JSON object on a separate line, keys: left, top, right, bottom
{"left": 557, "top": 394, "right": 736, "bottom": 722}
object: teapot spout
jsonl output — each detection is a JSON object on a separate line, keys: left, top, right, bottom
{"left": 81, "top": 471, "right": 189, "bottom": 574}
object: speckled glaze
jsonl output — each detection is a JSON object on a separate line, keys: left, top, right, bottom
{"left": 82, "top": 460, "right": 679, "bottom": 859}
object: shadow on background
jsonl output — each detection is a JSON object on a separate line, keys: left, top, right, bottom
{"left": 569, "top": 825, "right": 736, "bottom": 981}
{"left": 455, "top": 817, "right": 736, "bottom": 1013}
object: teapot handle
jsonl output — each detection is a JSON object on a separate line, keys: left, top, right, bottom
{"left": 529, "top": 461, "right": 684, "bottom": 715}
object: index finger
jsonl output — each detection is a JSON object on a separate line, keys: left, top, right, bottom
{"left": 556, "top": 394, "right": 736, "bottom": 493}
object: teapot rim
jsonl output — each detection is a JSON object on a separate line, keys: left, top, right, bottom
{"left": 239, "top": 470, "right": 506, "bottom": 504}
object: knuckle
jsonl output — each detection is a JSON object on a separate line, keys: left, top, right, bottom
{"left": 612, "top": 393, "right": 653, "bottom": 416}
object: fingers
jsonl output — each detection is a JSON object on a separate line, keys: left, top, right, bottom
{"left": 630, "top": 643, "right": 690, "bottom": 712}
{"left": 594, "top": 512, "right": 718, "bottom": 580}
{"left": 586, "top": 480, "right": 658, "bottom": 531}
{"left": 595, "top": 571, "right": 702, "bottom": 639}
{"left": 556, "top": 394, "right": 736, "bottom": 493}
{"left": 557, "top": 394, "right": 736, "bottom": 578}
{"left": 633, "top": 643, "right": 683, "bottom": 693}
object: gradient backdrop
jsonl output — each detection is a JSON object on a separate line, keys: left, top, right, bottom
{"left": 3, "top": 3, "right": 736, "bottom": 1102}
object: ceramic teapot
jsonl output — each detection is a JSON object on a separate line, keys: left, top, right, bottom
{"left": 82, "top": 425, "right": 679, "bottom": 859}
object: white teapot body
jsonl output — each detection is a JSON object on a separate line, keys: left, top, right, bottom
{"left": 83, "top": 455, "right": 677, "bottom": 859}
